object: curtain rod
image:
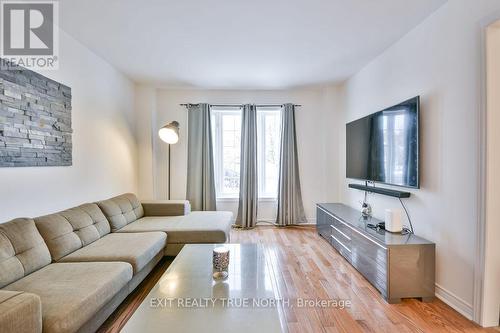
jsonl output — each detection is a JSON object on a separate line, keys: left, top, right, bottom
{"left": 179, "top": 103, "right": 301, "bottom": 108}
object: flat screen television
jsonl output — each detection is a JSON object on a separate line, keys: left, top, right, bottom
{"left": 346, "top": 96, "right": 420, "bottom": 188}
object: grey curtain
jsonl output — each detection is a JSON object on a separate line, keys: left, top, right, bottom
{"left": 236, "top": 104, "right": 258, "bottom": 228}
{"left": 186, "top": 103, "right": 217, "bottom": 211}
{"left": 276, "top": 104, "right": 306, "bottom": 225}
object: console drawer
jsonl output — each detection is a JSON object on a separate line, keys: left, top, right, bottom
{"left": 316, "top": 207, "right": 331, "bottom": 240}
{"left": 330, "top": 223, "right": 351, "bottom": 247}
{"left": 330, "top": 234, "right": 352, "bottom": 263}
{"left": 350, "top": 231, "right": 388, "bottom": 296}
{"left": 330, "top": 215, "right": 352, "bottom": 242}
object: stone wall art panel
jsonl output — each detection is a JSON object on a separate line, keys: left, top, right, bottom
{"left": 0, "top": 61, "right": 72, "bottom": 167}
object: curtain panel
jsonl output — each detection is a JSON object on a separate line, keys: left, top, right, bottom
{"left": 186, "top": 103, "right": 217, "bottom": 211}
{"left": 276, "top": 103, "right": 307, "bottom": 225}
{"left": 236, "top": 104, "right": 258, "bottom": 228}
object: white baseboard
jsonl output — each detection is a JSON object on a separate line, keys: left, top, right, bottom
{"left": 435, "top": 283, "right": 473, "bottom": 320}
{"left": 254, "top": 217, "right": 316, "bottom": 225}
{"left": 301, "top": 218, "right": 316, "bottom": 225}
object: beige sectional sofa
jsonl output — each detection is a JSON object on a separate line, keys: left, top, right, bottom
{"left": 0, "top": 193, "right": 233, "bottom": 333}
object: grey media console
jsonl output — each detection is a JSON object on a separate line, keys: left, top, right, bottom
{"left": 317, "top": 203, "right": 435, "bottom": 303}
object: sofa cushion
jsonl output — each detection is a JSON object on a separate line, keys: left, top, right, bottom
{"left": 142, "top": 200, "right": 191, "bottom": 216}
{"left": 58, "top": 232, "right": 166, "bottom": 274}
{"left": 3, "top": 262, "right": 132, "bottom": 333}
{"left": 97, "top": 193, "right": 144, "bottom": 232}
{"left": 0, "top": 290, "right": 42, "bottom": 333}
{"left": 0, "top": 218, "right": 51, "bottom": 288}
{"left": 117, "top": 211, "right": 233, "bottom": 244}
{"left": 35, "top": 203, "right": 111, "bottom": 261}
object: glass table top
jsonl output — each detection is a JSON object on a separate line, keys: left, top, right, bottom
{"left": 121, "top": 244, "right": 284, "bottom": 333}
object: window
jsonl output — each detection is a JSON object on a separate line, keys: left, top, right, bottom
{"left": 211, "top": 107, "right": 282, "bottom": 199}
{"left": 257, "top": 108, "right": 281, "bottom": 198}
{"left": 211, "top": 109, "right": 241, "bottom": 198}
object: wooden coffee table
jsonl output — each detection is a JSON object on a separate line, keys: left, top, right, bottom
{"left": 121, "top": 244, "right": 284, "bottom": 332}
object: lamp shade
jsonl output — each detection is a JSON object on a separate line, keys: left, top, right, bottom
{"left": 159, "top": 121, "right": 179, "bottom": 144}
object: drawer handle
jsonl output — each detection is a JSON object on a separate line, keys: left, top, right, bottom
{"left": 331, "top": 235, "right": 351, "bottom": 253}
{"left": 330, "top": 224, "right": 351, "bottom": 241}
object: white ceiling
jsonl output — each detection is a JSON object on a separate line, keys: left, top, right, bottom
{"left": 59, "top": 0, "right": 446, "bottom": 89}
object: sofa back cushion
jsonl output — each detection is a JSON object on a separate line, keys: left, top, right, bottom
{"left": 0, "top": 218, "right": 51, "bottom": 288}
{"left": 34, "top": 203, "right": 110, "bottom": 261}
{"left": 97, "top": 193, "right": 144, "bottom": 232}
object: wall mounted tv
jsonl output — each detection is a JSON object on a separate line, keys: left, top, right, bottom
{"left": 346, "top": 96, "right": 420, "bottom": 189}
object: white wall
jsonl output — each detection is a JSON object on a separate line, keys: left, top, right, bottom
{"left": 136, "top": 85, "right": 341, "bottom": 222}
{"left": 0, "top": 29, "right": 138, "bottom": 222}
{"left": 338, "top": 0, "right": 500, "bottom": 320}
{"left": 135, "top": 85, "right": 156, "bottom": 200}
{"left": 482, "top": 21, "right": 500, "bottom": 327}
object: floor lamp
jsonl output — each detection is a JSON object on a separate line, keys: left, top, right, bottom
{"left": 158, "top": 121, "right": 179, "bottom": 200}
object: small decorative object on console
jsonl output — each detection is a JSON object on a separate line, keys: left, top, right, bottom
{"left": 385, "top": 209, "right": 403, "bottom": 233}
{"left": 212, "top": 246, "right": 230, "bottom": 279}
{"left": 361, "top": 201, "right": 372, "bottom": 218}
{"left": 360, "top": 188, "right": 372, "bottom": 218}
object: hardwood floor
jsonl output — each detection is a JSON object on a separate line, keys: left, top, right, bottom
{"left": 98, "top": 226, "right": 497, "bottom": 333}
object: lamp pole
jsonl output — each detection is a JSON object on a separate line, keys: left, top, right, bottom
{"left": 168, "top": 143, "right": 171, "bottom": 200}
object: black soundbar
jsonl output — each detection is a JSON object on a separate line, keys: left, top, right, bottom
{"left": 348, "top": 184, "right": 411, "bottom": 198}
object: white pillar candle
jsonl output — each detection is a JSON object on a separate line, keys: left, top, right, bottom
{"left": 385, "top": 209, "right": 403, "bottom": 233}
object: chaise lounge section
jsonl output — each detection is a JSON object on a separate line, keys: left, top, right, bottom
{"left": 0, "top": 193, "right": 233, "bottom": 333}
{"left": 97, "top": 193, "right": 233, "bottom": 255}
